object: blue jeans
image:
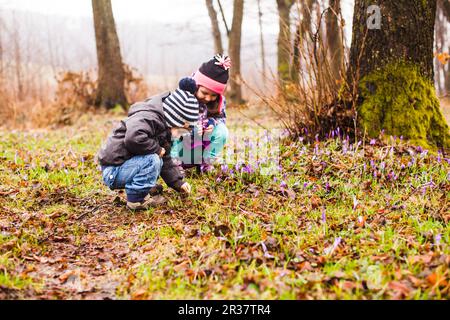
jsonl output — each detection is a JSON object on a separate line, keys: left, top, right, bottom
{"left": 171, "top": 123, "right": 229, "bottom": 164}
{"left": 102, "top": 154, "right": 163, "bottom": 203}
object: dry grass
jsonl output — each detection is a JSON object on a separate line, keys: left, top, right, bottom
{"left": 0, "top": 65, "right": 151, "bottom": 130}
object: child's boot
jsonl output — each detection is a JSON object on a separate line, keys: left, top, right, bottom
{"left": 127, "top": 194, "right": 167, "bottom": 211}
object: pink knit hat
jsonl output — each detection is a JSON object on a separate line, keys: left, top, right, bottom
{"left": 193, "top": 54, "right": 231, "bottom": 95}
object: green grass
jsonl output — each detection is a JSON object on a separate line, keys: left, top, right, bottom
{"left": 0, "top": 113, "right": 448, "bottom": 300}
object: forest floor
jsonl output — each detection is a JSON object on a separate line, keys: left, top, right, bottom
{"left": 0, "top": 102, "right": 449, "bottom": 300}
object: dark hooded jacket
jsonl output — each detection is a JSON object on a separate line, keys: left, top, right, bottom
{"left": 97, "top": 92, "right": 185, "bottom": 191}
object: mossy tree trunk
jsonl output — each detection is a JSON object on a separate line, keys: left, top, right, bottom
{"left": 349, "top": 0, "right": 450, "bottom": 150}
{"left": 92, "top": 0, "right": 127, "bottom": 109}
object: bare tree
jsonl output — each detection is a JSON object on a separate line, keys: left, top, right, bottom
{"left": 12, "top": 13, "right": 23, "bottom": 100}
{"left": 205, "top": 0, "right": 224, "bottom": 55}
{"left": 257, "top": 0, "right": 266, "bottom": 80}
{"left": 276, "top": 0, "right": 295, "bottom": 84}
{"left": 437, "top": 0, "right": 450, "bottom": 96}
{"left": 446, "top": 45, "right": 450, "bottom": 95}
{"left": 0, "top": 17, "right": 4, "bottom": 81}
{"left": 92, "top": 0, "right": 127, "bottom": 109}
{"left": 292, "top": 0, "right": 315, "bottom": 84}
{"left": 326, "top": 0, "right": 344, "bottom": 86}
{"left": 228, "top": 0, "right": 245, "bottom": 105}
{"left": 439, "top": 0, "right": 450, "bottom": 18}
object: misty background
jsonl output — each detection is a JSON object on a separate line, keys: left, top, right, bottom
{"left": 0, "top": 0, "right": 448, "bottom": 101}
{"left": 0, "top": 0, "right": 358, "bottom": 98}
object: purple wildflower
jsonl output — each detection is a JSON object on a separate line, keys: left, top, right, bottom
{"left": 321, "top": 208, "right": 326, "bottom": 224}
{"left": 280, "top": 181, "right": 288, "bottom": 189}
{"left": 325, "top": 182, "right": 331, "bottom": 192}
{"left": 303, "top": 182, "right": 308, "bottom": 189}
{"left": 435, "top": 234, "right": 441, "bottom": 246}
{"left": 324, "top": 237, "right": 342, "bottom": 256}
{"left": 243, "top": 165, "right": 253, "bottom": 174}
{"left": 421, "top": 187, "right": 427, "bottom": 196}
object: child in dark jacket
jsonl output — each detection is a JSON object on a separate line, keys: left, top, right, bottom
{"left": 97, "top": 89, "right": 198, "bottom": 210}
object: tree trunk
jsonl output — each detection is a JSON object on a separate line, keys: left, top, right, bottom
{"left": 439, "top": 0, "right": 450, "bottom": 20}
{"left": 276, "top": 0, "right": 295, "bottom": 85}
{"left": 326, "top": 0, "right": 344, "bottom": 86}
{"left": 349, "top": 0, "right": 449, "bottom": 150}
{"left": 13, "top": 27, "right": 23, "bottom": 100}
{"left": 205, "top": 0, "right": 224, "bottom": 55}
{"left": 92, "top": 0, "right": 127, "bottom": 109}
{"left": 446, "top": 46, "right": 450, "bottom": 96}
{"left": 228, "top": 0, "right": 245, "bottom": 105}
{"left": 0, "top": 20, "right": 3, "bottom": 81}
{"left": 292, "top": 0, "right": 315, "bottom": 84}
{"left": 434, "top": 5, "right": 445, "bottom": 96}
{"left": 257, "top": 0, "right": 266, "bottom": 81}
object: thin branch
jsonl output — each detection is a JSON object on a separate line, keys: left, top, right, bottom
{"left": 217, "top": 0, "right": 230, "bottom": 37}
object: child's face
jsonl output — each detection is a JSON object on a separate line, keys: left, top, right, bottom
{"left": 196, "top": 86, "right": 219, "bottom": 105}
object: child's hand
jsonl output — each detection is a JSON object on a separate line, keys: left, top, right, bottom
{"left": 204, "top": 125, "right": 214, "bottom": 134}
{"left": 159, "top": 147, "right": 166, "bottom": 158}
{"left": 196, "top": 124, "right": 214, "bottom": 135}
{"left": 180, "top": 182, "right": 192, "bottom": 194}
